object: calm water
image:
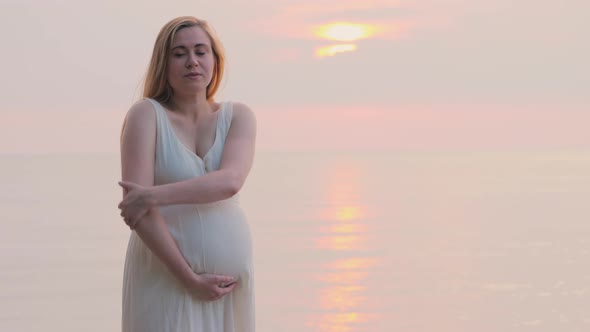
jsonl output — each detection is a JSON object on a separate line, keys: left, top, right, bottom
{"left": 1, "top": 150, "right": 589, "bottom": 331}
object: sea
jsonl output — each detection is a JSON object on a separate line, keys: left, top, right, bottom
{"left": 1, "top": 150, "right": 589, "bottom": 331}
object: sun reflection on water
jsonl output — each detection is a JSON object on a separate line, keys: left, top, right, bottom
{"left": 329, "top": 257, "right": 380, "bottom": 270}
{"left": 322, "top": 223, "right": 367, "bottom": 234}
{"left": 313, "top": 312, "right": 380, "bottom": 332}
{"left": 336, "top": 206, "right": 362, "bottom": 221}
{"left": 315, "top": 234, "right": 365, "bottom": 251}
{"left": 308, "top": 163, "right": 380, "bottom": 331}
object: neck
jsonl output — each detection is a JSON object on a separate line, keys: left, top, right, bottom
{"left": 170, "top": 92, "right": 213, "bottom": 118}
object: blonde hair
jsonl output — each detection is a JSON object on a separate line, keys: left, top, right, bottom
{"left": 121, "top": 16, "right": 225, "bottom": 142}
{"left": 144, "top": 16, "right": 226, "bottom": 105}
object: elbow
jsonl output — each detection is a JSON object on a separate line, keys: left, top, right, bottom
{"left": 225, "top": 171, "right": 244, "bottom": 197}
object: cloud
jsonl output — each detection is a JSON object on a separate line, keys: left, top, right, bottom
{"left": 247, "top": 0, "right": 461, "bottom": 62}
{"left": 315, "top": 44, "right": 357, "bottom": 58}
{"left": 250, "top": 0, "right": 433, "bottom": 41}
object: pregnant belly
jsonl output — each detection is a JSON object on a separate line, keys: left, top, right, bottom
{"left": 165, "top": 202, "right": 253, "bottom": 278}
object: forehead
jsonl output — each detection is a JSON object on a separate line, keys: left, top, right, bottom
{"left": 172, "top": 26, "right": 211, "bottom": 48}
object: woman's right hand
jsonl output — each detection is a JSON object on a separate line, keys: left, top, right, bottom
{"left": 189, "top": 273, "right": 238, "bottom": 301}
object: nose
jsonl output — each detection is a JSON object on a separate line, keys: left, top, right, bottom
{"left": 186, "top": 53, "right": 199, "bottom": 68}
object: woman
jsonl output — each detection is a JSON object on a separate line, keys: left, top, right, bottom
{"left": 118, "top": 16, "right": 256, "bottom": 332}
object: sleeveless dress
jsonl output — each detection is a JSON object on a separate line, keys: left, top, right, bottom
{"left": 122, "top": 98, "right": 255, "bottom": 332}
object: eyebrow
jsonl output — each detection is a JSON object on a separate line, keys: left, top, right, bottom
{"left": 171, "top": 44, "right": 210, "bottom": 51}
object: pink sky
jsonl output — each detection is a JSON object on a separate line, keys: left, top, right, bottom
{"left": 0, "top": 0, "right": 588, "bottom": 154}
{"left": 1, "top": 103, "right": 587, "bottom": 154}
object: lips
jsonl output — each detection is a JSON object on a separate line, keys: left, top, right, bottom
{"left": 185, "top": 73, "right": 202, "bottom": 77}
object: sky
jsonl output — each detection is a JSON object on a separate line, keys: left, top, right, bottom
{"left": 0, "top": 0, "right": 588, "bottom": 154}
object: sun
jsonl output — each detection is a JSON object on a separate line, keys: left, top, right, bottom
{"left": 313, "top": 22, "right": 379, "bottom": 42}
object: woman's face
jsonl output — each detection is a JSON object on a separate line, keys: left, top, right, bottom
{"left": 167, "top": 26, "right": 216, "bottom": 97}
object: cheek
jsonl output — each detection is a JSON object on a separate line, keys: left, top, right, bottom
{"left": 203, "top": 54, "right": 215, "bottom": 68}
{"left": 167, "top": 60, "right": 183, "bottom": 82}
{"left": 168, "top": 59, "right": 182, "bottom": 74}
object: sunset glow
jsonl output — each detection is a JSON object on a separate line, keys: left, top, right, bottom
{"left": 336, "top": 206, "right": 362, "bottom": 221}
{"left": 313, "top": 22, "right": 379, "bottom": 41}
{"left": 309, "top": 162, "right": 382, "bottom": 329}
{"left": 315, "top": 44, "right": 357, "bottom": 58}
{"left": 320, "top": 285, "right": 366, "bottom": 310}
{"left": 316, "top": 271, "right": 369, "bottom": 284}
{"left": 329, "top": 223, "right": 367, "bottom": 234}
{"left": 311, "top": 22, "right": 381, "bottom": 58}
{"left": 315, "top": 235, "right": 364, "bottom": 251}
{"left": 328, "top": 258, "right": 380, "bottom": 270}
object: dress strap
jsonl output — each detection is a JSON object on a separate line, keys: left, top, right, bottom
{"left": 144, "top": 98, "right": 174, "bottom": 160}
{"left": 219, "top": 101, "right": 234, "bottom": 143}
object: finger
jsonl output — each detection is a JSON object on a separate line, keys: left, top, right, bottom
{"left": 119, "top": 182, "right": 130, "bottom": 195}
{"left": 118, "top": 200, "right": 127, "bottom": 209}
{"left": 220, "top": 282, "right": 237, "bottom": 290}
{"left": 118, "top": 199, "right": 129, "bottom": 209}
{"left": 130, "top": 218, "right": 143, "bottom": 230}
{"left": 217, "top": 283, "right": 237, "bottom": 299}
{"left": 130, "top": 215, "right": 141, "bottom": 227}
{"left": 119, "top": 181, "right": 138, "bottom": 190}
{"left": 215, "top": 275, "right": 235, "bottom": 284}
{"left": 123, "top": 214, "right": 134, "bottom": 226}
{"left": 126, "top": 215, "right": 136, "bottom": 227}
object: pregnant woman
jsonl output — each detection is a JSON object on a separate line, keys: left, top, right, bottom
{"left": 117, "top": 16, "right": 256, "bottom": 332}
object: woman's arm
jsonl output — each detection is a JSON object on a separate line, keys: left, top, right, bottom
{"left": 120, "top": 100, "right": 236, "bottom": 299}
{"left": 152, "top": 102, "right": 257, "bottom": 205}
{"left": 118, "top": 102, "right": 256, "bottom": 218}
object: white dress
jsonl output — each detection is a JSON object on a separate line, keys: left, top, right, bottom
{"left": 122, "top": 98, "right": 255, "bottom": 332}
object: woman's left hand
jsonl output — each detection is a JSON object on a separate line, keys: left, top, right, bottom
{"left": 118, "top": 181, "right": 156, "bottom": 229}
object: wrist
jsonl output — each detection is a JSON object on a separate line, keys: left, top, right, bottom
{"left": 149, "top": 186, "right": 165, "bottom": 207}
{"left": 184, "top": 272, "right": 203, "bottom": 290}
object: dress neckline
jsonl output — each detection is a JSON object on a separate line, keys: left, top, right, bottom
{"left": 152, "top": 98, "right": 222, "bottom": 162}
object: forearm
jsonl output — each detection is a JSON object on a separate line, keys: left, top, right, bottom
{"left": 152, "top": 169, "right": 238, "bottom": 206}
{"left": 133, "top": 208, "right": 197, "bottom": 288}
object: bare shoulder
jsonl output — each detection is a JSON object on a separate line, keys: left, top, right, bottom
{"left": 229, "top": 101, "right": 256, "bottom": 124}
{"left": 124, "top": 99, "right": 157, "bottom": 128}
{"left": 120, "top": 99, "right": 158, "bottom": 155}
